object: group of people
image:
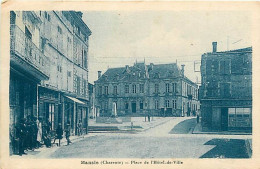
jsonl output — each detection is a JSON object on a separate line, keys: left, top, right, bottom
{"left": 10, "top": 115, "right": 74, "bottom": 156}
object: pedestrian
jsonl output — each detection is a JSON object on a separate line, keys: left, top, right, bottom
{"left": 197, "top": 114, "right": 200, "bottom": 123}
{"left": 77, "top": 120, "right": 82, "bottom": 136}
{"left": 36, "top": 117, "right": 43, "bottom": 148}
{"left": 43, "top": 128, "right": 51, "bottom": 148}
{"left": 65, "top": 123, "right": 72, "bottom": 145}
{"left": 148, "top": 115, "right": 150, "bottom": 122}
{"left": 42, "top": 121, "right": 51, "bottom": 148}
{"left": 15, "top": 118, "right": 27, "bottom": 156}
{"left": 53, "top": 123, "right": 63, "bottom": 146}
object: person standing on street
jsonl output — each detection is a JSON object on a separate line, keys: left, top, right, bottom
{"left": 65, "top": 123, "right": 72, "bottom": 145}
{"left": 53, "top": 123, "right": 63, "bottom": 146}
{"left": 15, "top": 118, "right": 26, "bottom": 156}
{"left": 36, "top": 117, "right": 43, "bottom": 148}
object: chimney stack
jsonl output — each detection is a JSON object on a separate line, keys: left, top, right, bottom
{"left": 150, "top": 63, "right": 154, "bottom": 70}
{"left": 181, "top": 64, "right": 185, "bottom": 76}
{"left": 212, "top": 42, "right": 217, "bottom": 53}
{"left": 98, "top": 71, "right": 102, "bottom": 79}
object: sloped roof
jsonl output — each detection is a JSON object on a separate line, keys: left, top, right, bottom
{"left": 96, "top": 62, "right": 184, "bottom": 83}
{"left": 148, "top": 63, "right": 181, "bottom": 79}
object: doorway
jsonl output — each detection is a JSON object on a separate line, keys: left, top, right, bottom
{"left": 131, "top": 102, "right": 136, "bottom": 113}
{"left": 221, "top": 107, "right": 228, "bottom": 131}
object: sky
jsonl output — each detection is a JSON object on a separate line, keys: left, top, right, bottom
{"left": 83, "top": 11, "right": 252, "bottom": 84}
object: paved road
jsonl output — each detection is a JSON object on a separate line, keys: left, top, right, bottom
{"left": 47, "top": 117, "right": 251, "bottom": 158}
{"left": 169, "top": 118, "right": 197, "bottom": 134}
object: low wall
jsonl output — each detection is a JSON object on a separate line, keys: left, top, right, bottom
{"left": 96, "top": 117, "right": 131, "bottom": 123}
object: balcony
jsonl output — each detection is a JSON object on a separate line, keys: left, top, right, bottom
{"left": 10, "top": 25, "right": 50, "bottom": 80}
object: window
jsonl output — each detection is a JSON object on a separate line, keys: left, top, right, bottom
{"left": 228, "top": 108, "right": 252, "bottom": 127}
{"left": 155, "top": 84, "right": 159, "bottom": 93}
{"left": 77, "top": 76, "right": 81, "bottom": 95}
{"left": 173, "top": 83, "right": 177, "bottom": 93}
{"left": 113, "top": 86, "right": 117, "bottom": 95}
{"left": 125, "top": 85, "right": 129, "bottom": 93}
{"left": 211, "top": 60, "right": 219, "bottom": 74}
{"left": 220, "top": 60, "right": 231, "bottom": 75}
{"left": 125, "top": 102, "right": 129, "bottom": 110}
{"left": 77, "top": 26, "right": 80, "bottom": 35}
{"left": 67, "top": 71, "right": 71, "bottom": 77}
{"left": 206, "top": 59, "right": 212, "bottom": 74}
{"left": 98, "top": 86, "right": 102, "bottom": 95}
{"left": 104, "top": 101, "right": 108, "bottom": 110}
{"left": 83, "top": 80, "right": 87, "bottom": 96}
{"left": 139, "top": 84, "right": 144, "bottom": 93}
{"left": 165, "top": 100, "right": 170, "bottom": 108}
{"left": 44, "top": 12, "right": 51, "bottom": 21}
{"left": 67, "top": 37, "right": 71, "bottom": 43}
{"left": 40, "top": 37, "right": 46, "bottom": 51}
{"left": 183, "top": 82, "right": 186, "bottom": 96}
{"left": 140, "top": 101, "right": 143, "bottom": 110}
{"left": 173, "top": 100, "right": 177, "bottom": 109}
{"left": 166, "top": 83, "right": 170, "bottom": 93}
{"left": 187, "top": 85, "right": 191, "bottom": 95}
{"left": 48, "top": 103, "right": 55, "bottom": 130}
{"left": 83, "top": 50, "right": 87, "bottom": 69}
{"left": 104, "top": 86, "right": 108, "bottom": 95}
{"left": 155, "top": 100, "right": 159, "bottom": 109}
{"left": 25, "top": 26, "right": 32, "bottom": 40}
{"left": 58, "top": 26, "right": 62, "bottom": 34}
{"left": 132, "top": 84, "right": 136, "bottom": 93}
{"left": 186, "top": 84, "right": 189, "bottom": 96}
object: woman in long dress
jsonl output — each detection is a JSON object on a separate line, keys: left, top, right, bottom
{"left": 36, "top": 118, "right": 43, "bottom": 147}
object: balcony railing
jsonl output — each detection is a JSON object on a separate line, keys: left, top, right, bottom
{"left": 10, "top": 25, "right": 50, "bottom": 77}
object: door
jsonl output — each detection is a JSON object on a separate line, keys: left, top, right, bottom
{"left": 166, "top": 108, "right": 172, "bottom": 116}
{"left": 131, "top": 102, "right": 136, "bottom": 113}
{"left": 221, "top": 108, "right": 228, "bottom": 131}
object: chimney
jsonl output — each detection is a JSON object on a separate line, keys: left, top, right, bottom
{"left": 212, "top": 42, "right": 217, "bottom": 53}
{"left": 98, "top": 71, "right": 102, "bottom": 79}
{"left": 150, "top": 63, "right": 154, "bottom": 70}
{"left": 181, "top": 64, "right": 185, "bottom": 76}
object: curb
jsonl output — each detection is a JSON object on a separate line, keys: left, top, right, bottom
{"left": 245, "top": 139, "right": 252, "bottom": 158}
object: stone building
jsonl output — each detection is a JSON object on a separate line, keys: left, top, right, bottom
{"left": 9, "top": 11, "right": 91, "bottom": 139}
{"left": 200, "top": 42, "right": 252, "bottom": 131}
{"left": 95, "top": 62, "right": 199, "bottom": 117}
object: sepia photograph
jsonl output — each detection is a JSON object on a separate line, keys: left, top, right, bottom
{"left": 1, "top": 1, "right": 260, "bottom": 169}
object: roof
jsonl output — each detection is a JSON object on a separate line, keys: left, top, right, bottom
{"left": 95, "top": 62, "right": 189, "bottom": 83}
{"left": 204, "top": 47, "right": 252, "bottom": 55}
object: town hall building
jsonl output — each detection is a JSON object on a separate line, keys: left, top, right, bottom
{"left": 95, "top": 62, "right": 199, "bottom": 117}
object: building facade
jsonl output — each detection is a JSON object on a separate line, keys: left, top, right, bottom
{"left": 95, "top": 62, "right": 199, "bottom": 117}
{"left": 200, "top": 42, "right": 252, "bottom": 131}
{"left": 9, "top": 10, "right": 91, "bottom": 143}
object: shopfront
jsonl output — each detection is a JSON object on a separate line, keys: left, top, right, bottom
{"left": 228, "top": 107, "right": 252, "bottom": 130}
{"left": 38, "top": 87, "right": 60, "bottom": 130}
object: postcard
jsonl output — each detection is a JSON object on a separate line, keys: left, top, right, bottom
{"left": 0, "top": 1, "right": 260, "bottom": 169}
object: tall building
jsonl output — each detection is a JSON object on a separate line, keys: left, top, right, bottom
{"left": 200, "top": 42, "right": 252, "bottom": 131}
{"left": 95, "top": 62, "right": 199, "bottom": 117}
{"left": 9, "top": 11, "right": 91, "bottom": 140}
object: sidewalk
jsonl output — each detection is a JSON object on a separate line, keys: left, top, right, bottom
{"left": 192, "top": 123, "right": 252, "bottom": 135}
{"left": 11, "top": 133, "right": 98, "bottom": 158}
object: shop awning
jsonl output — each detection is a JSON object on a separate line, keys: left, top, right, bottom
{"left": 65, "top": 96, "right": 85, "bottom": 105}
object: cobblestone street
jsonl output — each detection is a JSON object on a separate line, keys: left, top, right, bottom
{"left": 13, "top": 117, "right": 252, "bottom": 159}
